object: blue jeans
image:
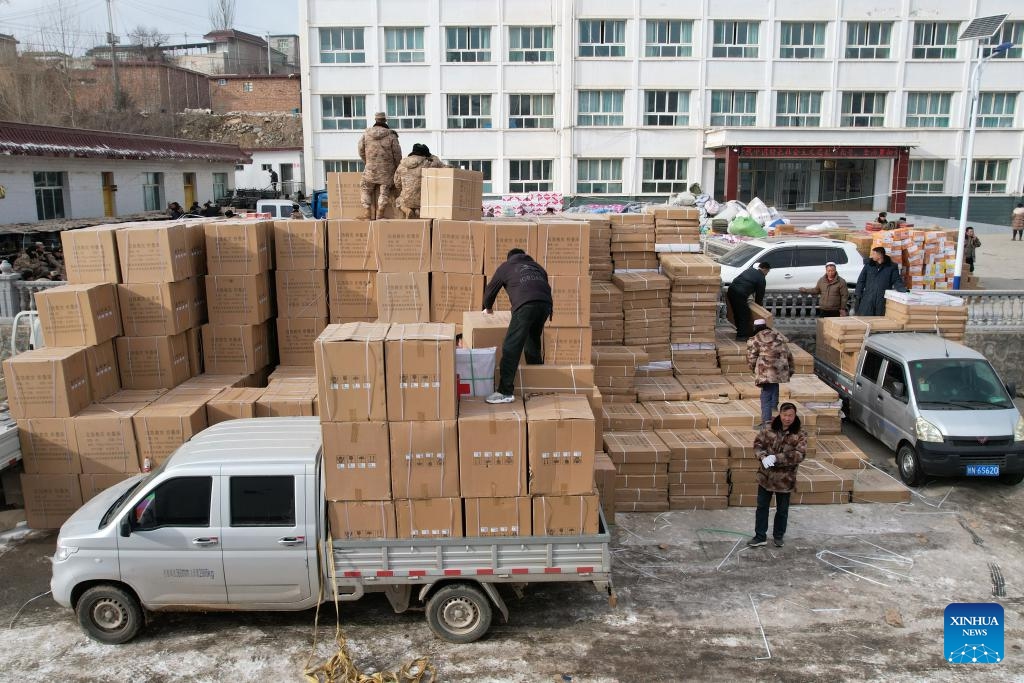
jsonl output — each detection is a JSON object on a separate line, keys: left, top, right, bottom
{"left": 754, "top": 485, "right": 791, "bottom": 541}
{"left": 759, "top": 383, "right": 779, "bottom": 424}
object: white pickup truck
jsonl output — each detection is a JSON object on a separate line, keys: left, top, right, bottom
{"left": 51, "top": 418, "right": 613, "bottom": 644}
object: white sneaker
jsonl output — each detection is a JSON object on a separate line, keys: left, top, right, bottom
{"left": 485, "top": 392, "right": 515, "bottom": 404}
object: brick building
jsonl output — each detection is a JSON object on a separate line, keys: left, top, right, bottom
{"left": 78, "top": 61, "right": 212, "bottom": 113}
{"left": 210, "top": 74, "right": 301, "bottom": 114}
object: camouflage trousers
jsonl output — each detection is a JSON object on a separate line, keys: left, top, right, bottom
{"left": 359, "top": 179, "right": 395, "bottom": 209}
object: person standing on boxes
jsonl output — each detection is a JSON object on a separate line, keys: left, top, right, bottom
{"left": 799, "top": 261, "right": 849, "bottom": 317}
{"left": 855, "top": 246, "right": 905, "bottom": 316}
{"left": 727, "top": 262, "right": 771, "bottom": 341}
{"left": 357, "top": 112, "right": 403, "bottom": 220}
{"left": 481, "top": 248, "right": 553, "bottom": 404}
{"left": 747, "top": 319, "right": 794, "bottom": 426}
{"left": 747, "top": 402, "right": 806, "bottom": 548}
{"left": 393, "top": 143, "right": 447, "bottom": 219}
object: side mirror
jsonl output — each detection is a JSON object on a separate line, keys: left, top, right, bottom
{"left": 892, "top": 381, "right": 906, "bottom": 399}
{"left": 120, "top": 516, "right": 131, "bottom": 538}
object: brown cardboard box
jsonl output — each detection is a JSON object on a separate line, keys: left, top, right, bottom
{"left": 314, "top": 322, "right": 389, "bottom": 422}
{"left": 80, "top": 472, "right": 136, "bottom": 502}
{"left": 321, "top": 421, "right": 391, "bottom": 501}
{"left": 35, "top": 283, "right": 122, "bottom": 347}
{"left": 327, "top": 219, "right": 376, "bottom": 270}
{"left": 603, "top": 431, "right": 671, "bottom": 465}
{"left": 463, "top": 497, "right": 531, "bottom": 537}
{"left": 431, "top": 220, "right": 485, "bottom": 273}
{"left": 543, "top": 327, "right": 593, "bottom": 365}
{"left": 462, "top": 310, "right": 510, "bottom": 348}
{"left": 18, "top": 418, "right": 79, "bottom": 474}
{"left": 205, "top": 387, "right": 265, "bottom": 424}
{"left": 277, "top": 317, "right": 329, "bottom": 366}
{"left": 535, "top": 220, "right": 591, "bottom": 275}
{"left": 328, "top": 270, "right": 378, "bottom": 321}
{"left": 116, "top": 333, "right": 191, "bottom": 390}
{"left": 116, "top": 223, "right": 201, "bottom": 283}
{"left": 525, "top": 394, "right": 595, "bottom": 495}
{"left": 532, "top": 492, "right": 600, "bottom": 536}
{"left": 385, "top": 323, "right": 457, "bottom": 421}
{"left": 421, "top": 168, "right": 483, "bottom": 222}
{"left": 268, "top": 366, "right": 317, "bottom": 384}
{"left": 276, "top": 270, "right": 329, "bottom": 319}
{"left": 102, "top": 388, "right": 167, "bottom": 405}
{"left": 85, "top": 340, "right": 121, "bottom": 402}
{"left": 201, "top": 323, "right": 271, "bottom": 375}
{"left": 549, "top": 276, "right": 591, "bottom": 327}
{"left": 62, "top": 224, "right": 122, "bottom": 283}
{"left": 372, "top": 219, "right": 432, "bottom": 272}
{"left": 274, "top": 219, "right": 327, "bottom": 270}
{"left": 205, "top": 273, "right": 273, "bottom": 325}
{"left": 516, "top": 365, "right": 596, "bottom": 395}
{"left": 186, "top": 326, "right": 203, "bottom": 376}
{"left": 481, "top": 220, "right": 538, "bottom": 274}
{"left": 395, "top": 497, "right": 464, "bottom": 539}
{"left": 118, "top": 278, "right": 204, "bottom": 337}
{"left": 204, "top": 221, "right": 273, "bottom": 275}
{"left": 594, "top": 452, "right": 617, "bottom": 522}
{"left": 376, "top": 272, "right": 431, "bottom": 323}
{"left": 325, "top": 172, "right": 363, "bottom": 220}
{"left": 21, "top": 473, "right": 83, "bottom": 529}
{"left": 389, "top": 420, "right": 460, "bottom": 498}
{"left": 133, "top": 400, "right": 208, "bottom": 468}
{"left": 256, "top": 381, "right": 318, "bottom": 417}
{"left": 327, "top": 500, "right": 397, "bottom": 540}
{"left": 431, "top": 273, "right": 484, "bottom": 324}
{"left": 73, "top": 402, "right": 145, "bottom": 473}
{"left": 458, "top": 397, "right": 528, "bottom": 498}
{"left": 4, "top": 346, "right": 92, "bottom": 419}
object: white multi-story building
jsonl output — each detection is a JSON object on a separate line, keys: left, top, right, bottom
{"left": 299, "top": 0, "right": 1023, "bottom": 220}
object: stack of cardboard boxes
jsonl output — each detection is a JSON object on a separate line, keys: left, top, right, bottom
{"left": 609, "top": 213, "right": 658, "bottom": 270}
{"left": 592, "top": 346, "right": 647, "bottom": 404}
{"left": 612, "top": 272, "right": 671, "bottom": 362}
{"left": 659, "top": 429, "right": 729, "bottom": 510}
{"left": 537, "top": 219, "right": 591, "bottom": 365}
{"left": 660, "top": 254, "right": 720, "bottom": 375}
{"left": 374, "top": 220, "right": 433, "bottom": 323}
{"left": 274, "top": 219, "right": 329, "bottom": 368}
{"left": 590, "top": 281, "right": 624, "bottom": 346}
{"left": 651, "top": 206, "right": 701, "bottom": 253}
{"left": 327, "top": 218, "right": 378, "bottom": 323}
{"left": 430, "top": 220, "right": 485, "bottom": 326}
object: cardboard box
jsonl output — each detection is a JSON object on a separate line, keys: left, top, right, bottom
{"left": 532, "top": 492, "right": 600, "bottom": 536}
{"left": 256, "top": 380, "right": 317, "bottom": 417}
{"left": 321, "top": 421, "right": 391, "bottom": 501}
{"left": 325, "top": 172, "right": 363, "bottom": 220}
{"left": 21, "top": 473, "right": 83, "bottom": 529}
{"left": 594, "top": 452, "right": 617, "bottom": 522}
{"left": 481, "top": 220, "right": 538, "bottom": 275}
{"left": 102, "top": 388, "right": 167, "bottom": 405}
{"left": 328, "top": 270, "right": 378, "bottom": 321}
{"left": 549, "top": 276, "right": 591, "bottom": 327}
{"left": 327, "top": 500, "right": 397, "bottom": 540}
{"left": 204, "top": 221, "right": 273, "bottom": 275}
{"left": 205, "top": 273, "right": 273, "bottom": 325}
{"left": 385, "top": 323, "right": 457, "bottom": 421}
{"left": 201, "top": 323, "right": 271, "bottom": 375}
{"left": 372, "top": 219, "right": 432, "bottom": 272}
{"left": 116, "top": 223, "right": 201, "bottom": 283}
{"left": 62, "top": 224, "right": 122, "bottom": 283}
{"left": 116, "top": 333, "right": 191, "bottom": 390}
{"left": 431, "top": 220, "right": 485, "bottom": 274}
{"left": 186, "top": 326, "right": 203, "bottom": 376}
{"left": 525, "top": 394, "right": 595, "bottom": 496}
{"left": 458, "top": 397, "right": 528, "bottom": 498}
{"left": 515, "top": 365, "right": 595, "bottom": 395}
{"left": 463, "top": 497, "right": 531, "bottom": 537}
{"left": 73, "top": 401, "right": 145, "bottom": 473}
{"left": 376, "top": 272, "right": 431, "bottom": 323}
{"left": 80, "top": 472, "right": 136, "bottom": 502}
{"left": 118, "top": 278, "right": 204, "bottom": 337}
{"left": 277, "top": 317, "right": 329, "bottom": 367}
{"left": 205, "top": 387, "right": 265, "bottom": 424}
{"left": 535, "top": 220, "right": 591, "bottom": 275}
{"left": 389, "top": 420, "right": 460, "bottom": 498}
{"left": 35, "top": 283, "right": 122, "bottom": 347}
{"left": 421, "top": 168, "right": 483, "bottom": 222}
{"left": 314, "top": 322, "right": 389, "bottom": 422}
{"left": 431, "top": 273, "right": 484, "bottom": 324}
{"left": 4, "top": 346, "right": 92, "bottom": 419}
{"left": 274, "top": 219, "right": 327, "bottom": 270}
{"left": 543, "top": 327, "right": 592, "bottom": 365}
{"left": 395, "top": 497, "right": 464, "bottom": 539}
{"left": 85, "top": 340, "right": 121, "bottom": 402}
{"left": 276, "top": 270, "right": 329, "bottom": 319}
{"left": 327, "top": 219, "right": 376, "bottom": 270}
{"left": 133, "top": 401, "right": 208, "bottom": 468}
{"left": 463, "top": 310, "right": 510, "bottom": 349}
{"left": 18, "top": 418, "right": 79, "bottom": 474}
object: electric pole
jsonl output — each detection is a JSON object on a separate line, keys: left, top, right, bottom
{"left": 105, "top": 0, "right": 122, "bottom": 109}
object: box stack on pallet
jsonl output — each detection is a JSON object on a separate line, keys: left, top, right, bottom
{"left": 592, "top": 346, "right": 647, "bottom": 404}
{"left": 612, "top": 272, "right": 671, "bottom": 362}
{"left": 603, "top": 431, "right": 670, "bottom": 513}
{"left": 869, "top": 228, "right": 965, "bottom": 291}
{"left": 660, "top": 254, "right": 720, "bottom": 375}
{"left": 609, "top": 213, "right": 658, "bottom": 270}
{"left": 658, "top": 428, "right": 730, "bottom": 510}
{"left": 590, "top": 280, "right": 624, "bottom": 346}
{"left": 650, "top": 206, "right": 701, "bottom": 254}
{"left": 815, "top": 316, "right": 904, "bottom": 376}
{"left": 882, "top": 291, "right": 968, "bottom": 341}
{"left": 274, "top": 219, "right": 329, "bottom": 370}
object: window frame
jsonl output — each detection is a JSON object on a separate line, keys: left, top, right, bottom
{"left": 508, "top": 26, "right": 554, "bottom": 62}
{"left": 981, "top": 22, "right": 1023, "bottom": 59}
{"left": 446, "top": 93, "right": 492, "bottom": 129}
{"left": 319, "top": 27, "right": 366, "bottom": 64}
{"left": 840, "top": 91, "right": 886, "bottom": 127}
{"left": 508, "top": 93, "right": 555, "bottom": 129}
{"left": 448, "top": 159, "right": 493, "bottom": 193}
{"left": 881, "top": 359, "right": 909, "bottom": 403}
{"left": 577, "top": 90, "right": 625, "bottom": 127}
{"left": 710, "top": 90, "right": 757, "bottom": 127}
{"left": 576, "top": 158, "right": 623, "bottom": 194}
{"left": 229, "top": 476, "right": 296, "bottom": 527}
{"left": 508, "top": 159, "right": 553, "bottom": 193}
{"left": 578, "top": 19, "right": 626, "bottom": 58}
{"left": 860, "top": 350, "right": 885, "bottom": 384}
{"left": 386, "top": 94, "right": 427, "bottom": 129}
{"left": 643, "top": 90, "right": 690, "bottom": 126}
{"left": 759, "top": 247, "right": 796, "bottom": 269}
{"left": 911, "top": 21, "right": 959, "bottom": 60}
{"left": 712, "top": 20, "right": 760, "bottom": 58}
{"left": 383, "top": 27, "right": 425, "bottom": 63}
{"left": 641, "top": 158, "right": 689, "bottom": 194}
{"left": 33, "top": 171, "right": 66, "bottom": 220}
{"left": 324, "top": 160, "right": 365, "bottom": 175}
{"left": 794, "top": 247, "right": 830, "bottom": 268}
{"left": 844, "top": 21, "right": 892, "bottom": 59}
{"left": 779, "top": 21, "right": 826, "bottom": 59}
{"left": 775, "top": 91, "right": 822, "bottom": 127}
{"left": 321, "top": 94, "right": 366, "bottom": 130}
{"left": 905, "top": 92, "right": 951, "bottom": 128}
{"left": 977, "top": 92, "right": 1017, "bottom": 129}
{"left": 212, "top": 172, "right": 228, "bottom": 201}
{"left": 644, "top": 19, "right": 693, "bottom": 58}
{"left": 970, "top": 160, "right": 1009, "bottom": 195}
{"left": 131, "top": 476, "right": 212, "bottom": 530}
{"left": 907, "top": 159, "right": 946, "bottom": 195}
{"left": 142, "top": 171, "right": 163, "bottom": 212}
{"left": 445, "top": 26, "right": 492, "bottom": 63}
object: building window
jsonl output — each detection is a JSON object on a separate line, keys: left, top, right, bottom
{"left": 386, "top": 94, "right": 426, "bottom": 128}
{"left": 775, "top": 91, "right": 822, "bottom": 127}
{"left": 710, "top": 90, "right": 757, "bottom": 126}
{"left": 644, "top": 19, "right": 693, "bottom": 57}
{"left": 845, "top": 22, "right": 892, "bottom": 59}
{"left": 971, "top": 160, "right": 1008, "bottom": 194}
{"left": 218, "top": 78, "right": 227, "bottom": 86}
{"left": 642, "top": 159, "right": 688, "bottom": 194}
{"left": 912, "top": 22, "right": 958, "bottom": 59}
{"left": 981, "top": 22, "right": 1023, "bottom": 59}
{"left": 508, "top": 160, "right": 553, "bottom": 193}
{"left": 33, "top": 171, "right": 65, "bottom": 220}
{"left": 907, "top": 160, "right": 945, "bottom": 195}
{"left": 321, "top": 95, "right": 366, "bottom": 130}
{"left": 906, "top": 92, "right": 951, "bottom": 128}
{"left": 578, "top": 19, "right": 626, "bottom": 57}
{"left": 384, "top": 27, "right": 425, "bottom": 63}
{"left": 448, "top": 160, "right": 492, "bottom": 193}
{"left": 242, "top": 82, "right": 254, "bottom": 93}
{"left": 977, "top": 93, "right": 1017, "bottom": 128}
{"left": 445, "top": 26, "right": 491, "bottom": 62}
{"left": 840, "top": 92, "right": 886, "bottom": 127}
{"left": 779, "top": 22, "right": 826, "bottom": 59}
{"left": 509, "top": 94, "right": 554, "bottom": 128}
{"left": 324, "top": 160, "right": 365, "bottom": 175}
{"left": 447, "top": 94, "right": 492, "bottom": 129}
{"left": 577, "top": 159, "right": 622, "bottom": 194}
{"left": 508, "top": 26, "right": 553, "bottom": 62}
{"left": 712, "top": 21, "right": 759, "bottom": 58}
{"left": 212, "top": 172, "right": 228, "bottom": 200}
{"left": 142, "top": 172, "right": 163, "bottom": 212}
{"left": 577, "top": 90, "right": 624, "bottom": 126}
{"left": 319, "top": 27, "right": 365, "bottom": 63}
{"left": 643, "top": 90, "right": 689, "bottom": 126}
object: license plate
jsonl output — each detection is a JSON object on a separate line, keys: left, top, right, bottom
{"left": 966, "top": 464, "right": 1000, "bottom": 477}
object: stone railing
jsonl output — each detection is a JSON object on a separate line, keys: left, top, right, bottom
{"left": 0, "top": 265, "right": 67, "bottom": 319}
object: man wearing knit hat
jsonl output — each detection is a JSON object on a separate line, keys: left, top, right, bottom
{"left": 357, "top": 112, "right": 403, "bottom": 219}
{"left": 394, "top": 143, "right": 448, "bottom": 218}
{"left": 747, "top": 318, "right": 794, "bottom": 426}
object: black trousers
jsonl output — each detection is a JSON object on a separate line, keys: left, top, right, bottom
{"left": 727, "top": 288, "right": 752, "bottom": 338}
{"left": 816, "top": 309, "right": 841, "bottom": 318}
{"left": 497, "top": 301, "right": 551, "bottom": 395}
{"left": 754, "top": 485, "right": 791, "bottom": 541}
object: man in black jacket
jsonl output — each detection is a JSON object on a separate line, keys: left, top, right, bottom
{"left": 481, "top": 249, "right": 553, "bottom": 403}
{"left": 855, "top": 246, "right": 906, "bottom": 316}
{"left": 727, "top": 262, "right": 771, "bottom": 341}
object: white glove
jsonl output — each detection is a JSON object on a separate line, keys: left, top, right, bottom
{"left": 761, "top": 454, "right": 777, "bottom": 468}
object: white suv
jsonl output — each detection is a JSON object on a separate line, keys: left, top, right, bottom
{"left": 715, "top": 237, "right": 863, "bottom": 290}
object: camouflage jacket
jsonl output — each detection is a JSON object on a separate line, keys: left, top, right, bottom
{"left": 754, "top": 415, "right": 807, "bottom": 493}
{"left": 357, "top": 125, "right": 403, "bottom": 185}
{"left": 746, "top": 328, "right": 794, "bottom": 386}
{"left": 394, "top": 154, "right": 447, "bottom": 209}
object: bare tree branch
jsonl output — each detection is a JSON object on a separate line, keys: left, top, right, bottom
{"left": 128, "top": 25, "right": 169, "bottom": 48}
{"left": 208, "top": 0, "right": 237, "bottom": 31}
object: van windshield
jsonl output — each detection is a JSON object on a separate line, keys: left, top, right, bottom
{"left": 909, "top": 359, "right": 1013, "bottom": 410}
{"left": 719, "top": 243, "right": 762, "bottom": 267}
{"left": 99, "top": 460, "right": 167, "bottom": 528}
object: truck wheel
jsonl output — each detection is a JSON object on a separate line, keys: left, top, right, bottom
{"left": 425, "top": 583, "right": 493, "bottom": 644}
{"left": 897, "top": 444, "right": 924, "bottom": 487}
{"left": 75, "top": 585, "right": 144, "bottom": 644}
{"left": 999, "top": 472, "right": 1024, "bottom": 485}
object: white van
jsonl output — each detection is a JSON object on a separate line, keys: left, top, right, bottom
{"left": 255, "top": 199, "right": 306, "bottom": 218}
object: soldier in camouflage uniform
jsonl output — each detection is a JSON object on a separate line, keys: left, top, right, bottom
{"left": 746, "top": 319, "right": 794, "bottom": 425}
{"left": 394, "top": 143, "right": 447, "bottom": 218}
{"left": 357, "top": 112, "right": 403, "bottom": 220}
{"left": 748, "top": 402, "right": 807, "bottom": 548}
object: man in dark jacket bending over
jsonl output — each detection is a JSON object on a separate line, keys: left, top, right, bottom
{"left": 727, "top": 262, "right": 771, "bottom": 341}
{"left": 481, "top": 249, "right": 553, "bottom": 404}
